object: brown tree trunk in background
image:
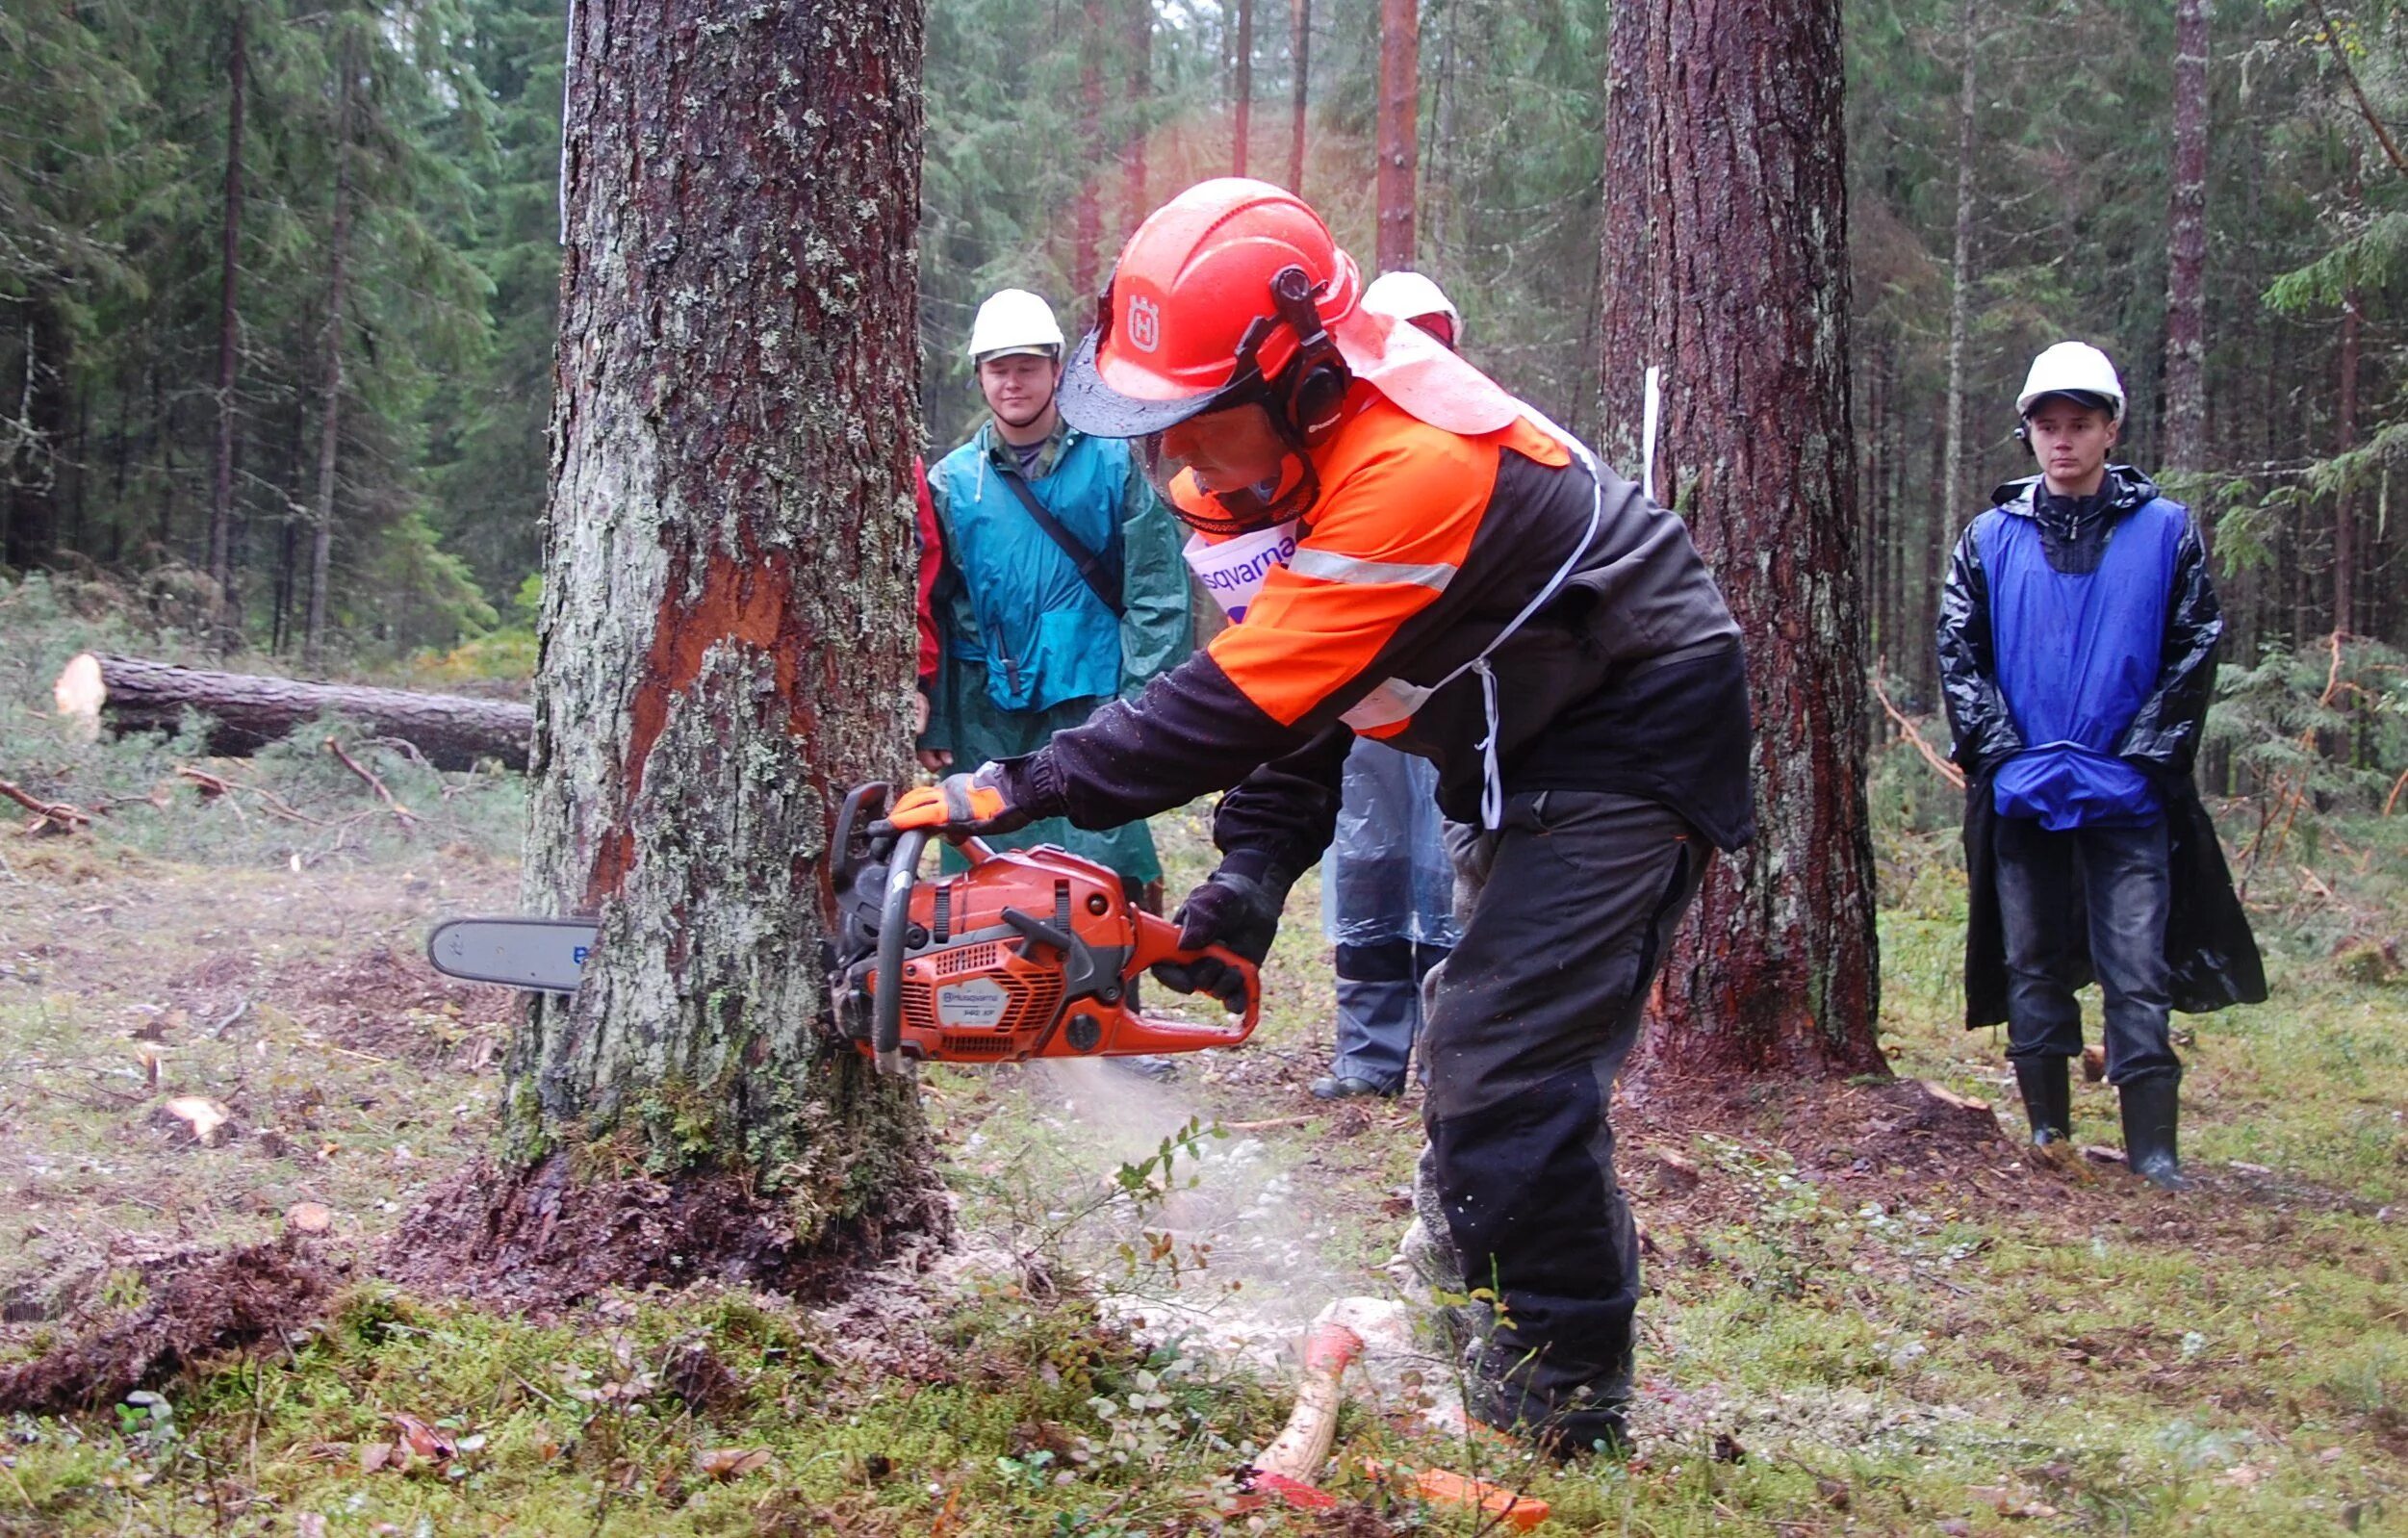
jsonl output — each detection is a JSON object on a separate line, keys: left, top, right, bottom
{"left": 2163, "top": 0, "right": 2210, "bottom": 475}
{"left": 1124, "top": 0, "right": 1151, "bottom": 232}
{"left": 1599, "top": 0, "right": 1883, "bottom": 1077}
{"left": 495, "top": 0, "right": 935, "bottom": 1265}
{"left": 1941, "top": 0, "right": 1979, "bottom": 528}
{"left": 1, "top": 300, "right": 66, "bottom": 571}
{"left": 2336, "top": 144, "right": 2362, "bottom": 639}
{"left": 208, "top": 3, "right": 248, "bottom": 641}
{"left": 304, "top": 42, "right": 355, "bottom": 670}
{"left": 1288, "top": 0, "right": 1311, "bottom": 194}
{"left": 1075, "top": 0, "right": 1105, "bottom": 298}
{"left": 1232, "top": 0, "right": 1253, "bottom": 177}
{"left": 1376, "top": 0, "right": 1419, "bottom": 271}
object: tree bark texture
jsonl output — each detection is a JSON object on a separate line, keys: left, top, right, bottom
{"left": 208, "top": 3, "right": 248, "bottom": 630}
{"left": 523, "top": 0, "right": 929, "bottom": 1227}
{"left": 304, "top": 45, "right": 354, "bottom": 670}
{"left": 2163, "top": 0, "right": 2210, "bottom": 474}
{"left": 55, "top": 652, "right": 532, "bottom": 770}
{"left": 1376, "top": 0, "right": 1418, "bottom": 272}
{"left": 1598, "top": 0, "right": 1883, "bottom": 1076}
{"left": 1288, "top": 0, "right": 1310, "bottom": 194}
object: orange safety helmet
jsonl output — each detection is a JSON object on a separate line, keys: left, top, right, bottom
{"left": 1061, "top": 180, "right": 1364, "bottom": 532}
{"left": 1060, "top": 178, "right": 1363, "bottom": 439}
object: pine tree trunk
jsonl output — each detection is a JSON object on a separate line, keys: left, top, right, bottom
{"left": 1599, "top": 0, "right": 1883, "bottom": 1076}
{"left": 501, "top": 0, "right": 935, "bottom": 1263}
{"left": 1376, "top": 0, "right": 1418, "bottom": 272}
{"left": 1288, "top": 0, "right": 1310, "bottom": 194}
{"left": 2163, "top": 0, "right": 2210, "bottom": 474}
{"left": 1122, "top": 0, "right": 1151, "bottom": 240}
{"left": 2336, "top": 145, "right": 2361, "bottom": 639}
{"left": 304, "top": 48, "right": 353, "bottom": 671}
{"left": 1941, "top": 0, "right": 1979, "bottom": 529}
{"left": 1075, "top": 0, "right": 1105, "bottom": 298}
{"left": 1232, "top": 0, "right": 1253, "bottom": 177}
{"left": 207, "top": 3, "right": 247, "bottom": 640}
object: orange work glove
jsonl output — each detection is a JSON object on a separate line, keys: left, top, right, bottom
{"left": 875, "top": 768, "right": 1030, "bottom": 839}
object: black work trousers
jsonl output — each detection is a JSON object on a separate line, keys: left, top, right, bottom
{"left": 1992, "top": 813, "right": 2180, "bottom": 1086}
{"left": 1421, "top": 790, "right": 1704, "bottom": 1451}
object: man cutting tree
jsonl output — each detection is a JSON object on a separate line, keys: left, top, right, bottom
{"left": 884, "top": 180, "right": 1753, "bottom": 1455}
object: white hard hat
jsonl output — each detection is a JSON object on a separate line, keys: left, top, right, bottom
{"left": 2016, "top": 341, "right": 2125, "bottom": 421}
{"left": 1362, "top": 270, "right": 1463, "bottom": 345}
{"left": 967, "top": 289, "right": 1065, "bottom": 362}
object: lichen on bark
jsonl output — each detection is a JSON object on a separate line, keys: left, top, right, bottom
{"left": 503, "top": 0, "right": 938, "bottom": 1255}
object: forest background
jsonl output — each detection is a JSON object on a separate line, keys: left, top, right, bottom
{"left": 9, "top": 0, "right": 2408, "bottom": 746}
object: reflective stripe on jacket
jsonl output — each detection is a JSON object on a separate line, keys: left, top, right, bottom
{"left": 1001, "top": 383, "right": 1754, "bottom": 881}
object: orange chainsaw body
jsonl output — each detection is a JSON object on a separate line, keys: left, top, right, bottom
{"left": 830, "top": 786, "right": 1261, "bottom": 1069}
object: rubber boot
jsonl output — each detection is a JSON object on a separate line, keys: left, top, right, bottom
{"left": 2013, "top": 1057, "right": 2073, "bottom": 1146}
{"left": 2117, "top": 1075, "right": 2185, "bottom": 1191}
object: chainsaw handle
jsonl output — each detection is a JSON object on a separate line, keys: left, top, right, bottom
{"left": 871, "top": 827, "right": 932, "bottom": 1075}
{"left": 1130, "top": 907, "right": 1264, "bottom": 1035}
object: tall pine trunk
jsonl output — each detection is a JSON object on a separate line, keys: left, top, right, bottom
{"left": 504, "top": 0, "right": 934, "bottom": 1254}
{"left": 1075, "top": 0, "right": 1105, "bottom": 298}
{"left": 1124, "top": 0, "right": 1150, "bottom": 234}
{"left": 304, "top": 40, "right": 354, "bottom": 672}
{"left": 2336, "top": 144, "right": 2362, "bottom": 639}
{"left": 2163, "top": 0, "right": 2210, "bottom": 474}
{"left": 1232, "top": 0, "right": 1253, "bottom": 177}
{"left": 1941, "top": 0, "right": 1979, "bottom": 530}
{"left": 1288, "top": 0, "right": 1310, "bottom": 194}
{"left": 208, "top": 3, "right": 248, "bottom": 642}
{"left": 1599, "top": 0, "right": 1882, "bottom": 1076}
{"left": 1376, "top": 0, "right": 1418, "bottom": 272}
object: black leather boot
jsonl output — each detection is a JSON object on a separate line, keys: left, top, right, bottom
{"left": 2118, "top": 1075, "right": 2185, "bottom": 1190}
{"left": 2013, "top": 1057, "right": 2073, "bottom": 1145}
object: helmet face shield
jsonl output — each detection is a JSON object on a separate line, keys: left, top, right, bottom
{"left": 1138, "top": 415, "right": 1321, "bottom": 538}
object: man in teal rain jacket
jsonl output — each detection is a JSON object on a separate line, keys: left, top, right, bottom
{"left": 918, "top": 288, "right": 1193, "bottom": 906}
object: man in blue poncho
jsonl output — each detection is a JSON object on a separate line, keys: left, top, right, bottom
{"left": 1937, "top": 342, "right": 2264, "bottom": 1190}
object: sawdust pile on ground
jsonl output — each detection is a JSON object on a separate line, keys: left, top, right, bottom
{"left": 0, "top": 1239, "right": 340, "bottom": 1414}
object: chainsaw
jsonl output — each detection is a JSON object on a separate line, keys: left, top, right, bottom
{"left": 425, "top": 782, "right": 1261, "bottom": 1074}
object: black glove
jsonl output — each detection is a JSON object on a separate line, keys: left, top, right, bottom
{"left": 1152, "top": 865, "right": 1287, "bottom": 1012}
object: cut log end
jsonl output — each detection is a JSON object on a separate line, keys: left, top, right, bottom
{"left": 53, "top": 654, "right": 105, "bottom": 742}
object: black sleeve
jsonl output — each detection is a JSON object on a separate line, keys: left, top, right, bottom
{"left": 1935, "top": 519, "right": 2024, "bottom": 777}
{"left": 994, "top": 650, "right": 1320, "bottom": 835}
{"left": 1208, "top": 724, "right": 1355, "bottom": 885}
{"left": 2114, "top": 519, "right": 2223, "bottom": 778}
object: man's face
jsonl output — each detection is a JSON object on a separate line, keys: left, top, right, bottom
{"left": 1156, "top": 401, "right": 1291, "bottom": 497}
{"left": 2025, "top": 397, "right": 2118, "bottom": 493}
{"left": 978, "top": 352, "right": 1061, "bottom": 428}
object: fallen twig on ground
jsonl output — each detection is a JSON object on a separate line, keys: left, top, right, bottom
{"left": 0, "top": 780, "right": 94, "bottom": 833}
{"left": 326, "top": 738, "right": 419, "bottom": 831}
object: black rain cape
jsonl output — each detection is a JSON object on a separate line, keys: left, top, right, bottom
{"left": 1940, "top": 467, "right": 2267, "bottom": 1028}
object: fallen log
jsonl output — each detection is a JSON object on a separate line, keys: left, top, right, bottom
{"left": 54, "top": 653, "right": 531, "bottom": 772}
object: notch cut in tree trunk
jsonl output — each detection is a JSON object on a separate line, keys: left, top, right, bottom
{"left": 52, "top": 652, "right": 531, "bottom": 771}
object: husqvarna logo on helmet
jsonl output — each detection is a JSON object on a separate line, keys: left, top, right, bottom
{"left": 1127, "top": 295, "right": 1162, "bottom": 353}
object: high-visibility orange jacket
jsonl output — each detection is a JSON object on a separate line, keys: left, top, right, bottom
{"left": 994, "top": 384, "right": 1754, "bottom": 882}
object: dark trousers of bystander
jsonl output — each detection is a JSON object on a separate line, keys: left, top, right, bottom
{"left": 1992, "top": 813, "right": 2180, "bottom": 1085}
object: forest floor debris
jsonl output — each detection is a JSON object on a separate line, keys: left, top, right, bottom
{"left": 0, "top": 793, "right": 2404, "bottom": 1529}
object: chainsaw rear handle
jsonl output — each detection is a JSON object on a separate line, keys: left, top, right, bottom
{"left": 1129, "top": 907, "right": 1264, "bottom": 1040}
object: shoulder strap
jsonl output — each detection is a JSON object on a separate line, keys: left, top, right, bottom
{"left": 991, "top": 454, "right": 1125, "bottom": 619}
